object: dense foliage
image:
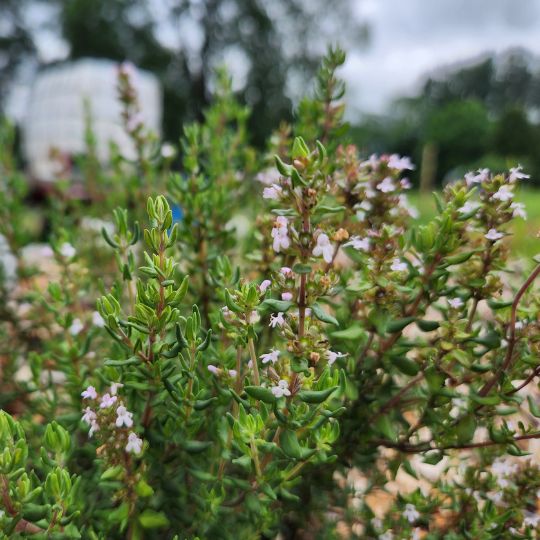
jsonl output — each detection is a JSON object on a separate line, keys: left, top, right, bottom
{"left": 2, "top": 48, "right": 540, "bottom": 539}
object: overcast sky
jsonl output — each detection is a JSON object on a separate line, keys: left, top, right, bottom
{"left": 341, "top": 0, "right": 540, "bottom": 117}
{"left": 9, "top": 0, "right": 540, "bottom": 122}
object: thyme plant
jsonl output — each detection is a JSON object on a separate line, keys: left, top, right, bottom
{"left": 1, "top": 48, "right": 540, "bottom": 539}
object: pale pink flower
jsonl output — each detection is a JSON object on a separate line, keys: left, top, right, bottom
{"left": 358, "top": 200, "right": 372, "bottom": 212}
{"left": 376, "top": 177, "right": 395, "bottom": 193}
{"left": 271, "top": 216, "right": 290, "bottom": 253}
{"left": 99, "top": 393, "right": 117, "bottom": 409}
{"left": 271, "top": 380, "right": 291, "bottom": 398}
{"left": 228, "top": 369, "right": 237, "bottom": 378}
{"left": 400, "top": 177, "right": 412, "bottom": 189}
{"left": 458, "top": 201, "right": 480, "bottom": 214}
{"left": 116, "top": 405, "right": 134, "bottom": 428}
{"left": 82, "top": 407, "right": 97, "bottom": 425}
{"left": 327, "top": 350, "right": 346, "bottom": 366}
{"left": 280, "top": 266, "right": 293, "bottom": 277}
{"left": 92, "top": 311, "right": 105, "bottom": 328}
{"left": 509, "top": 165, "right": 529, "bottom": 182}
{"left": 492, "top": 185, "right": 514, "bottom": 202}
{"left": 403, "top": 503, "right": 420, "bottom": 523}
{"left": 360, "top": 154, "right": 380, "bottom": 169}
{"left": 259, "top": 279, "right": 272, "bottom": 293}
{"left": 485, "top": 229, "right": 503, "bottom": 241}
{"left": 510, "top": 202, "right": 527, "bottom": 219}
{"left": 269, "top": 313, "right": 285, "bottom": 328}
{"left": 475, "top": 168, "right": 490, "bottom": 183}
{"left": 344, "top": 236, "right": 370, "bottom": 251}
{"left": 263, "top": 184, "right": 283, "bottom": 200}
{"left": 207, "top": 364, "right": 220, "bottom": 375}
{"left": 81, "top": 386, "right": 97, "bottom": 400}
{"left": 59, "top": 242, "right": 76, "bottom": 258}
{"left": 387, "top": 154, "right": 415, "bottom": 171}
{"left": 126, "top": 432, "right": 143, "bottom": 454}
{"left": 448, "top": 297, "right": 464, "bottom": 309}
{"left": 312, "top": 233, "right": 334, "bottom": 263}
{"left": 390, "top": 258, "right": 408, "bottom": 272}
{"left": 110, "top": 382, "right": 124, "bottom": 396}
{"left": 69, "top": 318, "right": 84, "bottom": 336}
{"left": 281, "top": 292, "right": 293, "bottom": 301}
{"left": 256, "top": 168, "right": 281, "bottom": 185}
{"left": 260, "top": 349, "right": 280, "bottom": 365}
{"left": 89, "top": 421, "right": 99, "bottom": 437}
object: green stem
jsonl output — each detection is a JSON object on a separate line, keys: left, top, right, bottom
{"left": 250, "top": 439, "right": 262, "bottom": 479}
{"left": 247, "top": 338, "right": 260, "bottom": 387}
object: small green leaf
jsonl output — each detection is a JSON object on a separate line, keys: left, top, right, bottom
{"left": 182, "top": 440, "right": 213, "bottom": 454}
{"left": 224, "top": 289, "right": 243, "bottom": 313}
{"left": 100, "top": 465, "right": 124, "bottom": 481}
{"left": 375, "top": 415, "right": 397, "bottom": 442}
{"left": 138, "top": 509, "right": 170, "bottom": 529}
{"left": 135, "top": 480, "right": 154, "bottom": 498}
{"left": 260, "top": 299, "right": 294, "bottom": 312}
{"left": 315, "top": 205, "right": 347, "bottom": 214}
{"left": 469, "top": 393, "right": 500, "bottom": 406}
{"left": 392, "top": 356, "right": 420, "bottom": 376}
{"left": 527, "top": 396, "right": 540, "bottom": 418}
{"left": 297, "top": 386, "right": 337, "bottom": 404}
{"left": 280, "top": 430, "right": 303, "bottom": 459}
{"left": 386, "top": 317, "right": 416, "bottom": 333}
{"left": 292, "top": 263, "right": 312, "bottom": 274}
{"left": 193, "top": 397, "right": 217, "bottom": 410}
{"left": 443, "top": 251, "right": 477, "bottom": 266}
{"left": 311, "top": 303, "right": 338, "bottom": 326}
{"left": 244, "top": 386, "right": 277, "bottom": 404}
{"left": 423, "top": 451, "right": 444, "bottom": 465}
{"left": 456, "top": 415, "right": 476, "bottom": 444}
{"left": 331, "top": 325, "right": 366, "bottom": 341}
{"left": 487, "top": 299, "right": 513, "bottom": 310}
{"left": 416, "top": 320, "right": 440, "bottom": 332}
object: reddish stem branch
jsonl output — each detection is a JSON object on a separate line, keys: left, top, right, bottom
{"left": 375, "top": 430, "right": 540, "bottom": 454}
{"left": 479, "top": 262, "right": 540, "bottom": 397}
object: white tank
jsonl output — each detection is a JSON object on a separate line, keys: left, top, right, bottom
{"left": 22, "top": 58, "right": 162, "bottom": 181}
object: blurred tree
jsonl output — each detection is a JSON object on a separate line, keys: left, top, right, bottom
{"left": 0, "top": 0, "right": 35, "bottom": 112}
{"left": 420, "top": 49, "right": 540, "bottom": 114}
{"left": 424, "top": 99, "right": 491, "bottom": 179}
{"left": 56, "top": 0, "right": 368, "bottom": 146}
{"left": 493, "top": 107, "right": 536, "bottom": 157}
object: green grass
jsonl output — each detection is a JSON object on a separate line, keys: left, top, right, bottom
{"left": 409, "top": 188, "right": 540, "bottom": 259}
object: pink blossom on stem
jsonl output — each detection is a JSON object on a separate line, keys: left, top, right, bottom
{"left": 312, "top": 233, "right": 334, "bottom": 263}
{"left": 81, "top": 386, "right": 98, "bottom": 400}
{"left": 271, "top": 216, "right": 290, "bottom": 253}
{"left": 269, "top": 312, "right": 285, "bottom": 328}
{"left": 126, "top": 432, "right": 143, "bottom": 454}
{"left": 99, "top": 393, "right": 117, "bottom": 409}
{"left": 271, "top": 380, "right": 291, "bottom": 398}
{"left": 259, "top": 279, "right": 272, "bottom": 293}
{"left": 260, "top": 349, "right": 280, "bottom": 364}
{"left": 115, "top": 405, "right": 134, "bottom": 428}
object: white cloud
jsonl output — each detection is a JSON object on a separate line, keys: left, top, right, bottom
{"left": 342, "top": 0, "right": 540, "bottom": 118}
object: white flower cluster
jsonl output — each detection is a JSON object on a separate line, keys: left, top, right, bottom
{"left": 491, "top": 458, "right": 519, "bottom": 489}
{"left": 459, "top": 165, "right": 531, "bottom": 242}
{"left": 81, "top": 383, "right": 143, "bottom": 455}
